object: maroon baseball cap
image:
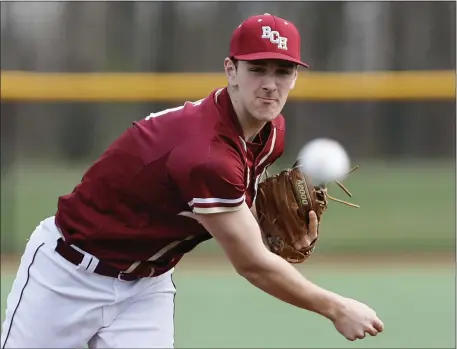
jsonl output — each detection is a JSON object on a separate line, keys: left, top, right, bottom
{"left": 229, "top": 13, "right": 309, "bottom": 68}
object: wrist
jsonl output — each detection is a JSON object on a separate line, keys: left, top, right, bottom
{"left": 315, "top": 290, "right": 346, "bottom": 321}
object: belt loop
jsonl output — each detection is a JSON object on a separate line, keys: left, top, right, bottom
{"left": 117, "top": 272, "right": 135, "bottom": 282}
{"left": 76, "top": 254, "right": 93, "bottom": 272}
{"left": 85, "top": 255, "right": 99, "bottom": 273}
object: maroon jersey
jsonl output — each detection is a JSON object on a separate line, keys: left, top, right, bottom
{"left": 55, "top": 87, "right": 285, "bottom": 277}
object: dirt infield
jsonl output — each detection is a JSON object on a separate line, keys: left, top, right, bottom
{"left": 3, "top": 251, "right": 454, "bottom": 275}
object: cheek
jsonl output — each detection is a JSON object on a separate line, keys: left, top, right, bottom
{"left": 278, "top": 81, "right": 293, "bottom": 97}
{"left": 240, "top": 77, "right": 258, "bottom": 92}
{"left": 238, "top": 81, "right": 257, "bottom": 101}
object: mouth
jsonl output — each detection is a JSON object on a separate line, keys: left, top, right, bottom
{"left": 258, "top": 97, "right": 278, "bottom": 103}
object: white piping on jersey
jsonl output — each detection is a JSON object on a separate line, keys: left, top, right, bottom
{"left": 194, "top": 205, "right": 244, "bottom": 214}
{"left": 123, "top": 261, "right": 142, "bottom": 274}
{"left": 238, "top": 126, "right": 277, "bottom": 168}
{"left": 252, "top": 127, "right": 277, "bottom": 202}
{"left": 188, "top": 194, "right": 246, "bottom": 206}
{"left": 239, "top": 137, "right": 250, "bottom": 186}
{"left": 145, "top": 99, "right": 204, "bottom": 120}
{"left": 214, "top": 88, "right": 224, "bottom": 103}
{"left": 239, "top": 136, "right": 247, "bottom": 152}
{"left": 239, "top": 127, "right": 277, "bottom": 201}
{"left": 122, "top": 234, "right": 197, "bottom": 274}
{"left": 146, "top": 235, "right": 196, "bottom": 262}
{"left": 253, "top": 165, "right": 268, "bottom": 203}
{"left": 257, "top": 126, "right": 277, "bottom": 167}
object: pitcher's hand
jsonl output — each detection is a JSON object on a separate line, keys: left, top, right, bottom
{"left": 332, "top": 297, "right": 384, "bottom": 341}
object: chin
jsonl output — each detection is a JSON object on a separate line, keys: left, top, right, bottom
{"left": 254, "top": 110, "right": 281, "bottom": 122}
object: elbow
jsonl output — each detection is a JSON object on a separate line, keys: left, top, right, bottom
{"left": 233, "top": 254, "right": 267, "bottom": 281}
{"left": 236, "top": 262, "right": 268, "bottom": 290}
{"left": 237, "top": 267, "right": 263, "bottom": 286}
{"left": 235, "top": 262, "right": 255, "bottom": 279}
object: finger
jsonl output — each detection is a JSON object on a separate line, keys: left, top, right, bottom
{"left": 307, "top": 210, "right": 319, "bottom": 240}
{"left": 356, "top": 332, "right": 366, "bottom": 340}
{"left": 294, "top": 235, "right": 315, "bottom": 250}
{"left": 373, "top": 318, "right": 384, "bottom": 332}
{"left": 345, "top": 335, "right": 356, "bottom": 341}
{"left": 365, "top": 325, "right": 378, "bottom": 336}
{"left": 293, "top": 237, "right": 307, "bottom": 250}
{"left": 347, "top": 332, "right": 365, "bottom": 341}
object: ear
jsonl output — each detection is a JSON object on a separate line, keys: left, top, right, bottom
{"left": 224, "top": 57, "right": 238, "bottom": 86}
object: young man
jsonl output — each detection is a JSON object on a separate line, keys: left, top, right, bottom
{"left": 1, "top": 13, "right": 383, "bottom": 348}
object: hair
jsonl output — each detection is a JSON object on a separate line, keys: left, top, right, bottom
{"left": 230, "top": 57, "right": 239, "bottom": 70}
{"left": 229, "top": 57, "right": 298, "bottom": 71}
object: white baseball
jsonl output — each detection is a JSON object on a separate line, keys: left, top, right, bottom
{"left": 297, "top": 138, "right": 351, "bottom": 185}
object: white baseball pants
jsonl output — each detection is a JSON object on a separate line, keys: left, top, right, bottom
{"left": 1, "top": 217, "right": 176, "bottom": 348}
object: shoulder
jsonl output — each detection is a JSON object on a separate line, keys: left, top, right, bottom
{"left": 169, "top": 136, "right": 245, "bottom": 181}
{"left": 137, "top": 87, "right": 224, "bottom": 130}
{"left": 188, "top": 153, "right": 246, "bottom": 214}
{"left": 168, "top": 137, "right": 246, "bottom": 214}
{"left": 194, "top": 148, "right": 244, "bottom": 179}
{"left": 126, "top": 88, "right": 229, "bottom": 156}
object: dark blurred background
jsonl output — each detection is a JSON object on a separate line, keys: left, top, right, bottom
{"left": 1, "top": 0, "right": 455, "bottom": 254}
{"left": 1, "top": 1, "right": 455, "bottom": 166}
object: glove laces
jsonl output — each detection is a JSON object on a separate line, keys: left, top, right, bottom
{"left": 325, "top": 165, "right": 360, "bottom": 208}
{"left": 291, "top": 163, "right": 361, "bottom": 208}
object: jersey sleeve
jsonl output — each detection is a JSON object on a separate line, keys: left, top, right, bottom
{"left": 168, "top": 145, "right": 246, "bottom": 214}
{"left": 187, "top": 160, "right": 246, "bottom": 214}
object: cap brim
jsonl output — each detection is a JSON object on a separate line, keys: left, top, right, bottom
{"left": 233, "top": 52, "right": 309, "bottom": 68}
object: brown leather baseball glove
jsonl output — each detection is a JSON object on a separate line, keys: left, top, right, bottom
{"left": 255, "top": 164, "right": 359, "bottom": 264}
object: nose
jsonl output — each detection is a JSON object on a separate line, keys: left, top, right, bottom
{"left": 261, "top": 75, "right": 277, "bottom": 92}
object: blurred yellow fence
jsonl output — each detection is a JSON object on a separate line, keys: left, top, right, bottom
{"left": 1, "top": 70, "right": 455, "bottom": 102}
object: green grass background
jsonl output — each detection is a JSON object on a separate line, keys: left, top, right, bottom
{"left": 1, "top": 159, "right": 455, "bottom": 254}
{"left": 1, "top": 160, "right": 455, "bottom": 348}
{"left": 173, "top": 265, "right": 455, "bottom": 348}
{"left": 1, "top": 262, "right": 455, "bottom": 348}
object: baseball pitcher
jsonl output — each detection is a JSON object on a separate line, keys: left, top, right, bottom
{"left": 1, "top": 13, "right": 383, "bottom": 348}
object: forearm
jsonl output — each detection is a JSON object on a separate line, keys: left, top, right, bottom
{"left": 241, "top": 251, "right": 342, "bottom": 320}
{"left": 197, "top": 204, "right": 342, "bottom": 319}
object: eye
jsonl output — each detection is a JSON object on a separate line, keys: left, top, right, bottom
{"left": 249, "top": 67, "right": 266, "bottom": 73}
{"left": 277, "top": 69, "right": 293, "bottom": 75}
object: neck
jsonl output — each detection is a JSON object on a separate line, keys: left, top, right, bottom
{"left": 227, "top": 86, "right": 266, "bottom": 142}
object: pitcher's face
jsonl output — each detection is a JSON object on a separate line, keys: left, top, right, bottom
{"left": 226, "top": 59, "right": 298, "bottom": 122}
